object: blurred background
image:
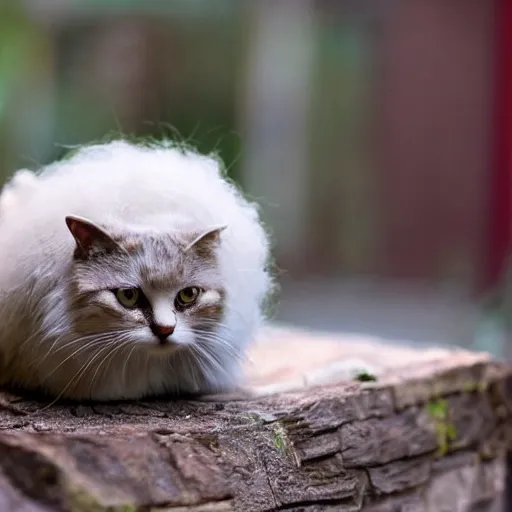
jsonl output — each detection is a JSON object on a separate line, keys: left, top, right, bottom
{"left": 1, "top": 0, "right": 510, "bottom": 357}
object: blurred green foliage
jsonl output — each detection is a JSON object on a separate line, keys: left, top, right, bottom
{"left": 0, "top": 1, "right": 245, "bottom": 182}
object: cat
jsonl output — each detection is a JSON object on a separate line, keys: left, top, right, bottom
{"left": 0, "top": 140, "right": 272, "bottom": 401}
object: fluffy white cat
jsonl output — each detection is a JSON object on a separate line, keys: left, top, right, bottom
{"left": 0, "top": 140, "right": 272, "bottom": 401}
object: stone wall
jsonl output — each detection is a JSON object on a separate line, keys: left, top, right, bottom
{"left": 0, "top": 340, "right": 510, "bottom": 511}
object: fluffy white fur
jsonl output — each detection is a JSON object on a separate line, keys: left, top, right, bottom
{"left": 0, "top": 141, "right": 272, "bottom": 400}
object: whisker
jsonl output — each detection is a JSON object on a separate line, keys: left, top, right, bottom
{"left": 193, "top": 331, "right": 245, "bottom": 360}
{"left": 37, "top": 329, "right": 132, "bottom": 378}
{"left": 122, "top": 343, "right": 139, "bottom": 385}
{"left": 59, "top": 342, "right": 118, "bottom": 400}
{"left": 88, "top": 339, "right": 132, "bottom": 395}
{"left": 50, "top": 330, "right": 132, "bottom": 354}
{"left": 191, "top": 341, "right": 229, "bottom": 378}
{"left": 186, "top": 345, "right": 208, "bottom": 389}
{"left": 187, "top": 345, "right": 216, "bottom": 384}
{"left": 38, "top": 337, "right": 104, "bottom": 381}
{"left": 38, "top": 343, "right": 114, "bottom": 410}
{"left": 18, "top": 327, "right": 49, "bottom": 355}
{"left": 36, "top": 330, "right": 119, "bottom": 365}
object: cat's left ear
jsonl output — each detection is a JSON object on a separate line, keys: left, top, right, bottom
{"left": 183, "top": 225, "right": 227, "bottom": 252}
{"left": 65, "top": 215, "right": 121, "bottom": 259}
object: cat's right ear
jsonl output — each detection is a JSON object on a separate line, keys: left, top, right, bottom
{"left": 65, "top": 215, "right": 120, "bottom": 259}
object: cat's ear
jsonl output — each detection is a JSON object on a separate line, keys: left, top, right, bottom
{"left": 65, "top": 215, "right": 120, "bottom": 259}
{"left": 183, "top": 225, "right": 227, "bottom": 252}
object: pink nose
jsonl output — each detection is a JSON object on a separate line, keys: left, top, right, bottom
{"left": 151, "top": 323, "right": 175, "bottom": 342}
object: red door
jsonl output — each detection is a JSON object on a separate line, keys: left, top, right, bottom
{"left": 487, "top": 0, "right": 512, "bottom": 292}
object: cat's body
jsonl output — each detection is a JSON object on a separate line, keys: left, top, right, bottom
{"left": 0, "top": 141, "right": 271, "bottom": 400}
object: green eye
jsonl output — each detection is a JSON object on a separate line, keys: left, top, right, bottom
{"left": 175, "top": 287, "right": 200, "bottom": 308}
{"left": 115, "top": 288, "right": 140, "bottom": 308}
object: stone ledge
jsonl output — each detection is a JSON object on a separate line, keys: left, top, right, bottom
{"left": 0, "top": 328, "right": 511, "bottom": 511}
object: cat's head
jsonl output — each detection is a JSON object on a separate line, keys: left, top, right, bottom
{"left": 64, "top": 215, "right": 227, "bottom": 355}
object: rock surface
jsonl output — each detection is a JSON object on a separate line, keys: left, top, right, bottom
{"left": 0, "top": 327, "right": 511, "bottom": 511}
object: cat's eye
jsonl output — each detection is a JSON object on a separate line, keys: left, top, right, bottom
{"left": 175, "top": 287, "right": 200, "bottom": 308}
{"left": 115, "top": 288, "right": 140, "bottom": 308}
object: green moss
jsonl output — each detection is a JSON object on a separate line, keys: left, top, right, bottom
{"left": 271, "top": 423, "right": 289, "bottom": 453}
{"left": 462, "top": 380, "right": 488, "bottom": 393}
{"left": 244, "top": 410, "right": 278, "bottom": 425}
{"left": 353, "top": 370, "right": 377, "bottom": 382}
{"left": 427, "top": 398, "right": 448, "bottom": 420}
{"left": 66, "top": 483, "right": 137, "bottom": 512}
{"left": 435, "top": 422, "right": 457, "bottom": 456}
{"left": 427, "top": 399, "right": 457, "bottom": 457}
{"left": 462, "top": 381, "right": 478, "bottom": 393}
{"left": 273, "top": 432, "right": 285, "bottom": 451}
{"left": 477, "top": 381, "right": 488, "bottom": 393}
{"left": 67, "top": 487, "right": 102, "bottom": 512}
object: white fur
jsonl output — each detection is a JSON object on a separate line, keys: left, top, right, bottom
{"left": 150, "top": 292, "right": 177, "bottom": 328}
{"left": 0, "top": 141, "right": 272, "bottom": 400}
{"left": 0, "top": 169, "right": 39, "bottom": 220}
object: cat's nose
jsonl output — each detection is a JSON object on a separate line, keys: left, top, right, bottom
{"left": 151, "top": 323, "right": 175, "bottom": 342}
